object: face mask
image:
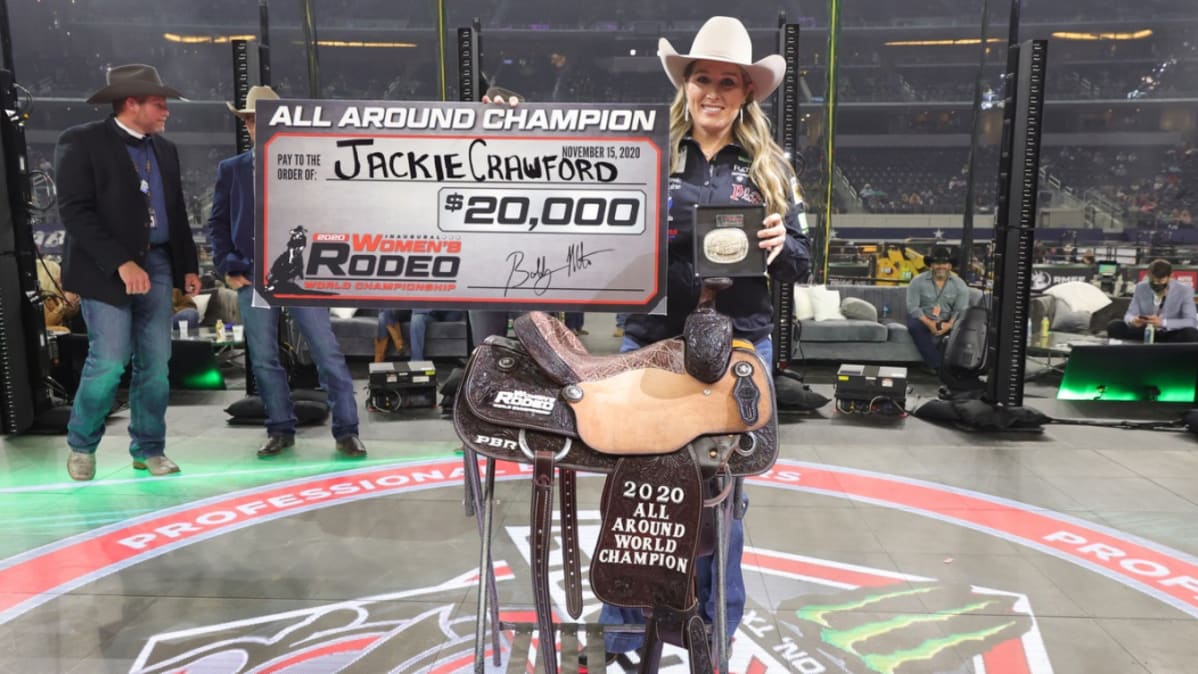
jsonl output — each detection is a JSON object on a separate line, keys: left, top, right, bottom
{"left": 1150, "top": 282, "right": 1168, "bottom": 293}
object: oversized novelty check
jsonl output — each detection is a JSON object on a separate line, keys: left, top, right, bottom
{"left": 253, "top": 99, "right": 669, "bottom": 312}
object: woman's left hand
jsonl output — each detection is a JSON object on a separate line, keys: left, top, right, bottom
{"left": 758, "top": 213, "right": 787, "bottom": 265}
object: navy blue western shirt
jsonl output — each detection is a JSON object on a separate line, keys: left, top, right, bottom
{"left": 625, "top": 137, "right": 811, "bottom": 345}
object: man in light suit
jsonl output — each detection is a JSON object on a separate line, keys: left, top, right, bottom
{"left": 1108, "top": 258, "right": 1198, "bottom": 342}
{"left": 57, "top": 64, "right": 200, "bottom": 480}
{"left": 206, "top": 86, "right": 366, "bottom": 459}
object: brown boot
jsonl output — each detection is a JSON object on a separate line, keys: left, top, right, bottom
{"left": 386, "top": 323, "right": 405, "bottom": 355}
{"left": 373, "top": 337, "right": 389, "bottom": 363}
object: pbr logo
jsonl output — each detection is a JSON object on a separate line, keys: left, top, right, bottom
{"left": 473, "top": 433, "right": 518, "bottom": 452}
{"left": 130, "top": 514, "right": 1052, "bottom": 673}
{"left": 1031, "top": 269, "right": 1053, "bottom": 292}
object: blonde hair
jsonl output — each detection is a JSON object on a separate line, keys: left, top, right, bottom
{"left": 667, "top": 73, "right": 797, "bottom": 219}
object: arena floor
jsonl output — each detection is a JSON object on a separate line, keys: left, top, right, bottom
{"left": 1, "top": 316, "right": 1197, "bottom": 673}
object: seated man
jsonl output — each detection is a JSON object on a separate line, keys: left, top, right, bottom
{"left": 37, "top": 259, "right": 81, "bottom": 334}
{"left": 374, "top": 309, "right": 406, "bottom": 362}
{"left": 171, "top": 288, "right": 199, "bottom": 331}
{"left": 1108, "top": 258, "right": 1198, "bottom": 343}
{"left": 906, "top": 246, "right": 970, "bottom": 371}
{"left": 409, "top": 310, "right": 464, "bottom": 361}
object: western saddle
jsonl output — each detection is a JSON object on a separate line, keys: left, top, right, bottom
{"left": 455, "top": 294, "right": 778, "bottom": 673}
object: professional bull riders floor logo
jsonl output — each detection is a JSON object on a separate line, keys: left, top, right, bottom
{"left": 130, "top": 513, "right": 1050, "bottom": 673}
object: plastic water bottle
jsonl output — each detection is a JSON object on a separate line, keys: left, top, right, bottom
{"left": 214, "top": 319, "right": 225, "bottom": 341}
{"left": 1145, "top": 324, "right": 1156, "bottom": 344}
{"left": 881, "top": 303, "right": 891, "bottom": 320}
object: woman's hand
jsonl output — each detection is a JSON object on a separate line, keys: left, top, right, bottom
{"left": 758, "top": 213, "right": 787, "bottom": 265}
{"left": 481, "top": 91, "right": 521, "bottom": 107}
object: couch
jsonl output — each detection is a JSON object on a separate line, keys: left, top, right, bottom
{"left": 792, "top": 284, "right": 984, "bottom": 364}
{"left": 195, "top": 290, "right": 470, "bottom": 360}
{"left": 1028, "top": 283, "right": 1129, "bottom": 337}
{"left": 328, "top": 309, "right": 470, "bottom": 360}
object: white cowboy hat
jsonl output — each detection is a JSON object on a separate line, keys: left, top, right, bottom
{"left": 657, "top": 16, "right": 785, "bottom": 102}
{"left": 226, "top": 85, "right": 280, "bottom": 116}
{"left": 86, "top": 64, "right": 185, "bottom": 104}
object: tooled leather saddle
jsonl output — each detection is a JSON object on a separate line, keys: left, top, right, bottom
{"left": 455, "top": 303, "right": 777, "bottom": 673}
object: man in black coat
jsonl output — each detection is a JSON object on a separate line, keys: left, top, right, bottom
{"left": 57, "top": 64, "right": 200, "bottom": 480}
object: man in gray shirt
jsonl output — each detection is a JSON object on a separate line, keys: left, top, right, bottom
{"left": 1108, "top": 258, "right": 1198, "bottom": 342}
{"left": 906, "top": 246, "right": 970, "bottom": 370}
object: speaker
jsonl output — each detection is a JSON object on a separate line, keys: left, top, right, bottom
{"left": 944, "top": 305, "right": 988, "bottom": 372}
{"left": 0, "top": 254, "right": 35, "bottom": 432}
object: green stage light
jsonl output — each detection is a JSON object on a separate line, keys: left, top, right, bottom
{"left": 1058, "top": 343, "right": 1198, "bottom": 402}
{"left": 181, "top": 367, "right": 226, "bottom": 390}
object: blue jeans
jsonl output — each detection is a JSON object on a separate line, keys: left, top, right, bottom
{"left": 410, "top": 310, "right": 464, "bottom": 360}
{"left": 237, "top": 288, "right": 359, "bottom": 439}
{"left": 68, "top": 248, "right": 173, "bottom": 458}
{"left": 600, "top": 335, "right": 771, "bottom": 653}
{"left": 376, "top": 309, "right": 408, "bottom": 339}
{"left": 172, "top": 307, "right": 200, "bottom": 330}
{"left": 906, "top": 316, "right": 944, "bottom": 368}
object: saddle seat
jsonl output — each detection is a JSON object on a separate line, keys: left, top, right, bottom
{"left": 513, "top": 311, "right": 688, "bottom": 384}
{"left": 512, "top": 312, "right": 770, "bottom": 455}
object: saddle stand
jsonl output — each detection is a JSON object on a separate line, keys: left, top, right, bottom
{"left": 455, "top": 285, "right": 778, "bottom": 673}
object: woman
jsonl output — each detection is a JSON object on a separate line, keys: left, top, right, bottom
{"left": 600, "top": 15, "right": 811, "bottom": 660}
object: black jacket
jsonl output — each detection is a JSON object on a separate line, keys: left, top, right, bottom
{"left": 625, "top": 137, "right": 810, "bottom": 345}
{"left": 55, "top": 116, "right": 198, "bottom": 306}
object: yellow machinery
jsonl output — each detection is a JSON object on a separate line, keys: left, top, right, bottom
{"left": 868, "top": 245, "right": 928, "bottom": 285}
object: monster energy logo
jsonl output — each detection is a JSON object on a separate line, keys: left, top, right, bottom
{"left": 782, "top": 583, "right": 1034, "bottom": 674}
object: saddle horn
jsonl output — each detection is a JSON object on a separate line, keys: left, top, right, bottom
{"left": 684, "top": 277, "right": 734, "bottom": 383}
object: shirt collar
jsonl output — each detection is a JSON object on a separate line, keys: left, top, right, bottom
{"left": 681, "top": 134, "right": 746, "bottom": 156}
{"left": 113, "top": 116, "right": 147, "bottom": 142}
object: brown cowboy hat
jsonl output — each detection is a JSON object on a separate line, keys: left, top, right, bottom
{"left": 658, "top": 16, "right": 785, "bottom": 102}
{"left": 86, "top": 64, "right": 185, "bottom": 104}
{"left": 226, "top": 85, "right": 280, "bottom": 117}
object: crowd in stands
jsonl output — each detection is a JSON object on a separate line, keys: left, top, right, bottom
{"left": 10, "top": 1, "right": 1197, "bottom": 259}
{"left": 11, "top": 0, "right": 1198, "bottom": 107}
{"left": 834, "top": 144, "right": 1195, "bottom": 224}
{"left": 1042, "top": 146, "right": 1196, "bottom": 227}
{"left": 839, "top": 147, "right": 999, "bottom": 215}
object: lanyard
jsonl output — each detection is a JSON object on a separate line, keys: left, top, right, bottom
{"left": 131, "top": 144, "right": 153, "bottom": 194}
{"left": 130, "top": 143, "right": 159, "bottom": 228}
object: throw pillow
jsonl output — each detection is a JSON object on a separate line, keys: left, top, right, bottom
{"left": 794, "top": 285, "right": 815, "bottom": 320}
{"left": 193, "top": 292, "right": 212, "bottom": 323}
{"left": 810, "top": 286, "right": 845, "bottom": 321}
{"left": 841, "top": 296, "right": 878, "bottom": 322}
{"left": 1044, "top": 281, "right": 1111, "bottom": 314}
{"left": 329, "top": 307, "right": 358, "bottom": 319}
